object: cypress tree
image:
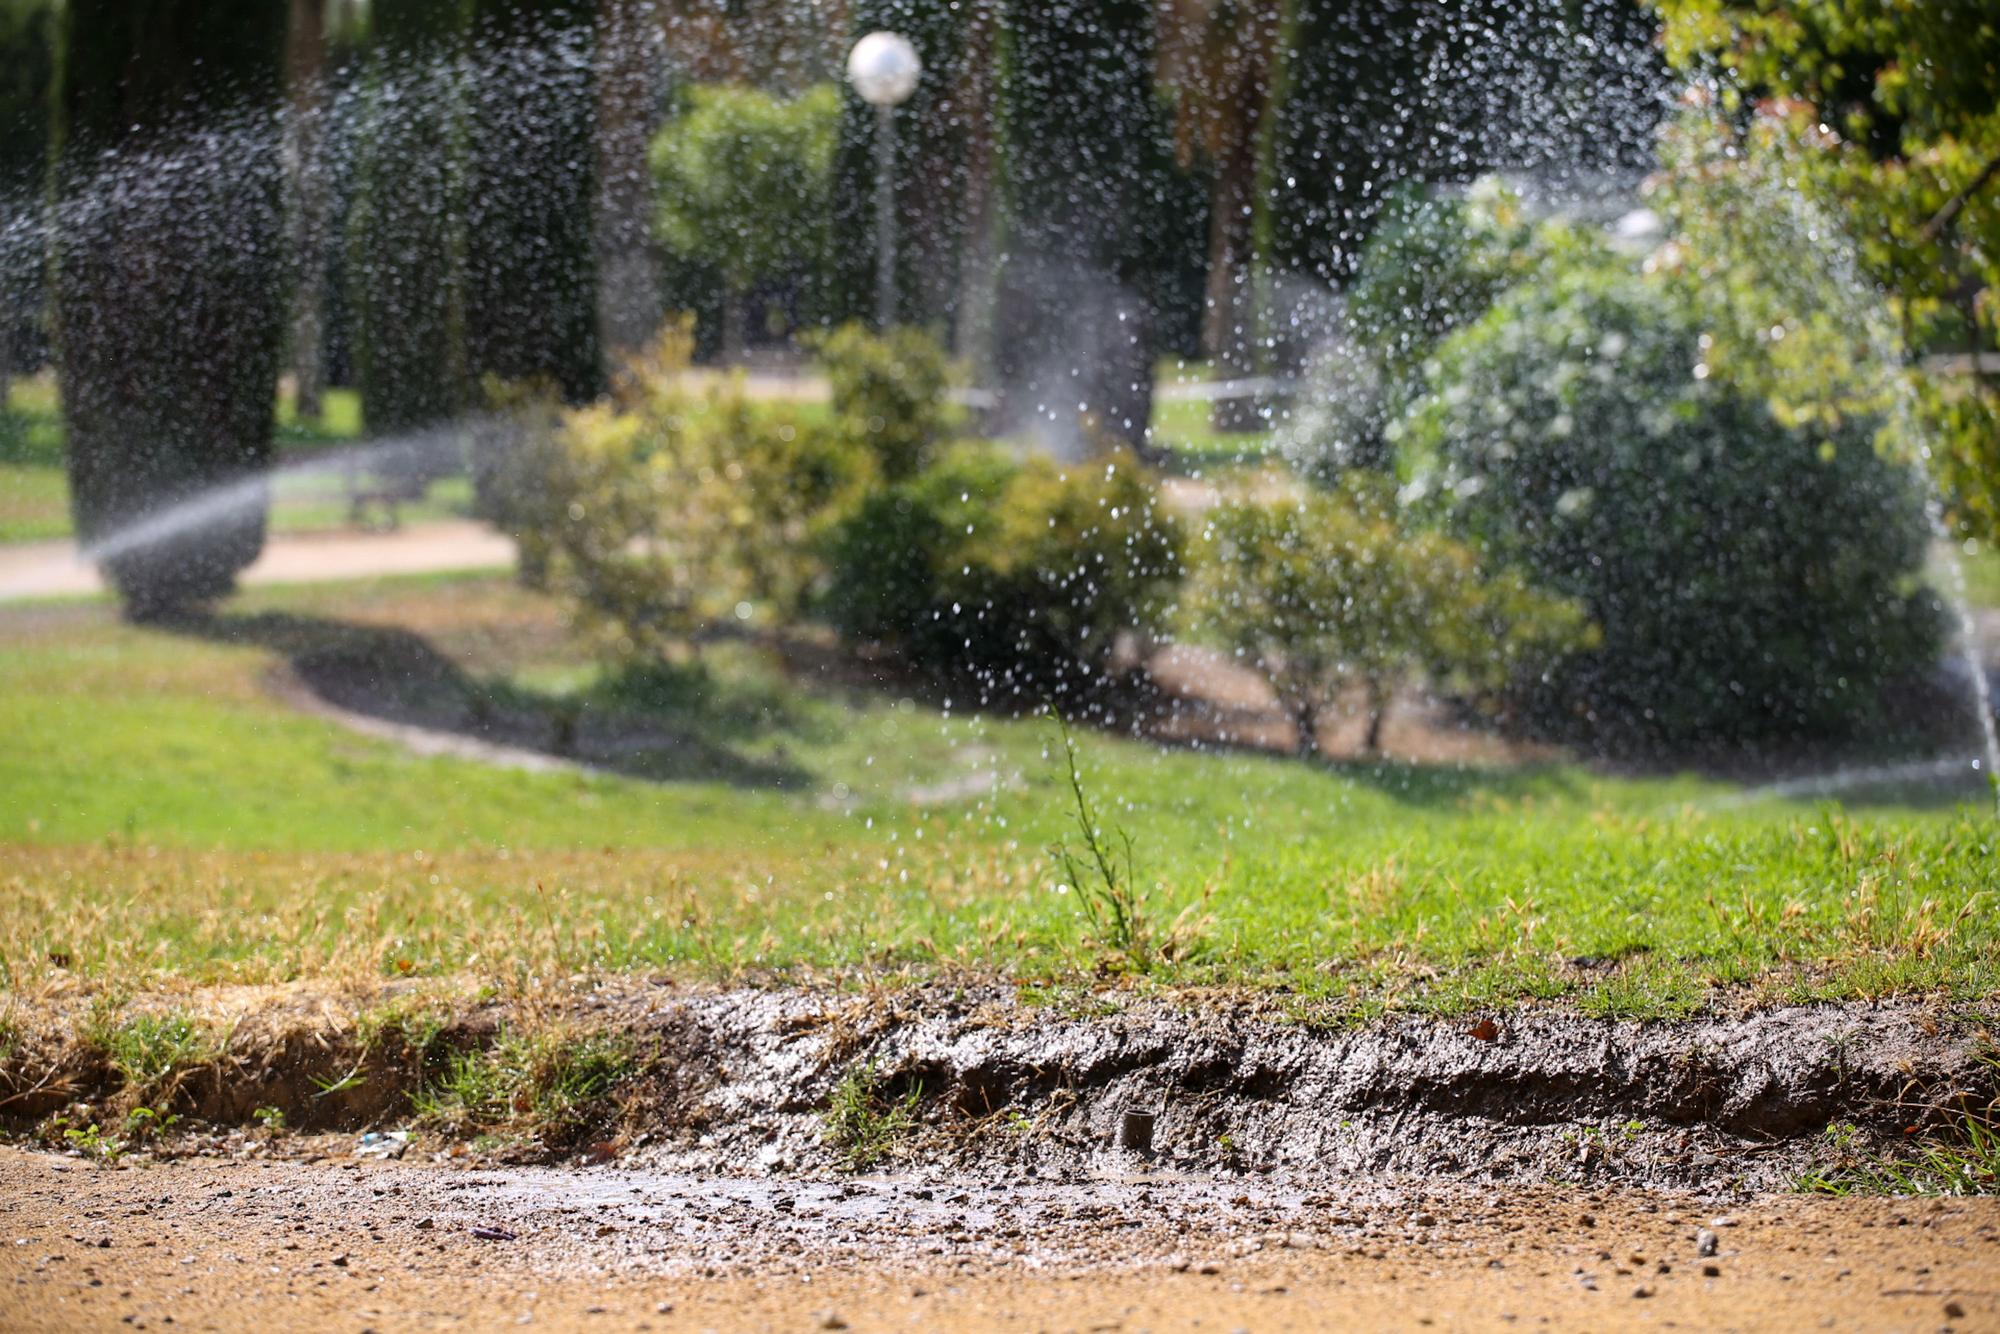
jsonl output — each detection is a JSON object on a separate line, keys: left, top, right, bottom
{"left": 52, "top": 0, "right": 290, "bottom": 617}
{"left": 462, "top": 0, "right": 600, "bottom": 402}
{"left": 593, "top": 0, "right": 664, "bottom": 356}
{"left": 348, "top": 0, "right": 468, "bottom": 438}
{"left": 285, "top": 0, "right": 331, "bottom": 423}
{"left": 0, "top": 0, "right": 55, "bottom": 396}
{"left": 994, "top": 0, "right": 1195, "bottom": 450}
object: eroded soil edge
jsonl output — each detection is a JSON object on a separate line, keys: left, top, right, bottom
{"left": 4, "top": 984, "right": 1992, "bottom": 1191}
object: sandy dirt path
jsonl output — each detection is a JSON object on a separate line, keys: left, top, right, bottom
{"left": 2, "top": 1147, "right": 1994, "bottom": 1333}
{"left": 0, "top": 521, "right": 517, "bottom": 603}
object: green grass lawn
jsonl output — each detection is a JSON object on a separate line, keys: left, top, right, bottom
{"left": 1, "top": 573, "right": 1993, "bottom": 1015}
{"left": 2, "top": 371, "right": 1285, "bottom": 540}
{"left": 1145, "top": 393, "right": 1276, "bottom": 463}
{"left": 1957, "top": 538, "right": 2000, "bottom": 609}
{"left": 0, "top": 377, "right": 469, "bottom": 543}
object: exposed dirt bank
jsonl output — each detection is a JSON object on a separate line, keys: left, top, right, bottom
{"left": 6, "top": 983, "right": 1991, "bottom": 1193}
{"left": 2, "top": 1146, "right": 1995, "bottom": 1332}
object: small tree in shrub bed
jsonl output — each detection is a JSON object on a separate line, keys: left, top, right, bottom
{"left": 530, "top": 323, "right": 875, "bottom": 662}
{"left": 812, "top": 322, "right": 956, "bottom": 481}
{"left": 823, "top": 444, "right": 1184, "bottom": 698}
{"left": 1195, "top": 484, "right": 1593, "bottom": 755}
{"left": 1394, "top": 240, "right": 1945, "bottom": 749}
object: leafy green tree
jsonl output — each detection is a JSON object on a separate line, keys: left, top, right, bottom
{"left": 650, "top": 83, "right": 839, "bottom": 359}
{"left": 1271, "top": 0, "right": 1664, "bottom": 288}
{"left": 52, "top": 0, "right": 290, "bottom": 617}
{"left": 1195, "top": 485, "right": 1590, "bottom": 755}
{"left": 1651, "top": 0, "right": 2000, "bottom": 537}
{"left": 996, "top": 0, "right": 1198, "bottom": 449}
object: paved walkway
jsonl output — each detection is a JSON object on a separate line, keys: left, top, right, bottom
{"left": 0, "top": 519, "right": 516, "bottom": 603}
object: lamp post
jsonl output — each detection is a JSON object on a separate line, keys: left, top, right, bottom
{"left": 845, "top": 31, "right": 921, "bottom": 330}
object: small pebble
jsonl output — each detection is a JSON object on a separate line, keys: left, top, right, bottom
{"left": 1696, "top": 1228, "right": 1719, "bottom": 1257}
{"left": 1945, "top": 1300, "right": 1966, "bottom": 1320}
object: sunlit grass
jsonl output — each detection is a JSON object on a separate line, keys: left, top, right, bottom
{"left": 0, "top": 463, "right": 72, "bottom": 542}
{"left": 274, "top": 382, "right": 365, "bottom": 445}
{"left": 0, "top": 573, "right": 1994, "bottom": 1015}
{"left": 0, "top": 378, "right": 474, "bottom": 542}
{"left": 1145, "top": 394, "right": 1275, "bottom": 461}
{"left": 1800, "top": 1060, "right": 2000, "bottom": 1197}
{"left": 1957, "top": 537, "right": 2000, "bottom": 610}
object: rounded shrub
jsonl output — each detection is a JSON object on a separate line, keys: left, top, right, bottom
{"left": 811, "top": 322, "right": 956, "bottom": 481}
{"left": 529, "top": 326, "right": 876, "bottom": 661}
{"left": 1193, "top": 480, "right": 1593, "bottom": 755}
{"left": 1394, "top": 243, "right": 1945, "bottom": 749}
{"left": 823, "top": 444, "right": 1184, "bottom": 696}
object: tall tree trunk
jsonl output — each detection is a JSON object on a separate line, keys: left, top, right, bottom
{"left": 53, "top": 0, "right": 290, "bottom": 618}
{"left": 464, "top": 0, "right": 601, "bottom": 402}
{"left": 721, "top": 286, "right": 746, "bottom": 364}
{"left": 592, "top": 0, "right": 662, "bottom": 358}
{"left": 1204, "top": 119, "right": 1262, "bottom": 431}
{"left": 952, "top": 1, "right": 998, "bottom": 392}
{"left": 1098, "top": 292, "right": 1156, "bottom": 449}
{"left": 286, "top": 0, "right": 330, "bottom": 423}
{"left": 1363, "top": 678, "right": 1387, "bottom": 754}
{"left": 1293, "top": 694, "right": 1321, "bottom": 758}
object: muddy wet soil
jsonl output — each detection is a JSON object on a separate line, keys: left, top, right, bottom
{"left": 6, "top": 984, "right": 1993, "bottom": 1193}
{"left": 3, "top": 1146, "right": 1996, "bottom": 1332}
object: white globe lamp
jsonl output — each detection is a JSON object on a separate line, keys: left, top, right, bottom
{"left": 846, "top": 31, "right": 922, "bottom": 108}
{"left": 848, "top": 32, "right": 922, "bottom": 328}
